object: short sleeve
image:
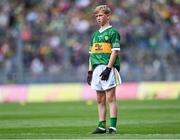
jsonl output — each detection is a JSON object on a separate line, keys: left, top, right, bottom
{"left": 89, "top": 33, "right": 95, "bottom": 53}
{"left": 111, "top": 31, "right": 121, "bottom": 51}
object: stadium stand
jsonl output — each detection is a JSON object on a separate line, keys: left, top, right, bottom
{"left": 0, "top": 0, "right": 179, "bottom": 83}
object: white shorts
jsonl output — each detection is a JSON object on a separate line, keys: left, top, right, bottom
{"left": 91, "top": 65, "right": 122, "bottom": 91}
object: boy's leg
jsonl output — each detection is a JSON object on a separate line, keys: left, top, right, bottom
{"left": 92, "top": 91, "right": 106, "bottom": 134}
{"left": 97, "top": 91, "right": 106, "bottom": 122}
{"left": 106, "top": 87, "right": 118, "bottom": 133}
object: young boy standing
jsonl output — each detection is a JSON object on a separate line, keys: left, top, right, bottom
{"left": 87, "top": 5, "right": 122, "bottom": 134}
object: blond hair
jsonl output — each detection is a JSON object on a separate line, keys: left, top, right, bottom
{"left": 93, "top": 5, "right": 111, "bottom": 15}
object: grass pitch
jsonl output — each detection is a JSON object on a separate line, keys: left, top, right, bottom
{"left": 0, "top": 99, "right": 180, "bottom": 139}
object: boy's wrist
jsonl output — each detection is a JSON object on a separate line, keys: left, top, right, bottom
{"left": 106, "top": 67, "right": 111, "bottom": 71}
{"left": 107, "top": 66, "right": 112, "bottom": 69}
{"left": 88, "top": 71, "right": 93, "bottom": 74}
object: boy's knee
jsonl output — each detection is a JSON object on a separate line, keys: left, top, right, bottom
{"left": 97, "top": 97, "right": 106, "bottom": 104}
{"left": 97, "top": 99, "right": 103, "bottom": 104}
{"left": 107, "top": 96, "right": 115, "bottom": 103}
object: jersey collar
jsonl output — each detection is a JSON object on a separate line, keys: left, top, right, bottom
{"left": 99, "top": 25, "right": 112, "bottom": 33}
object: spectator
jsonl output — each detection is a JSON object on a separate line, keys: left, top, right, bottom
{"left": 0, "top": 0, "right": 179, "bottom": 83}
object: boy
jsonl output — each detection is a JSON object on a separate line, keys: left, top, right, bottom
{"left": 87, "top": 5, "right": 121, "bottom": 134}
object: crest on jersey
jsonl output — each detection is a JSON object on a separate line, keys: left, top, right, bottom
{"left": 104, "top": 36, "right": 109, "bottom": 41}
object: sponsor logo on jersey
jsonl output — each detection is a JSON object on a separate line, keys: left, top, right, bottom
{"left": 91, "top": 43, "right": 112, "bottom": 53}
{"left": 95, "top": 44, "right": 103, "bottom": 51}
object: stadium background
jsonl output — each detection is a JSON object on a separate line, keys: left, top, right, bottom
{"left": 0, "top": 0, "right": 179, "bottom": 102}
{"left": 0, "top": 0, "right": 179, "bottom": 83}
{"left": 0, "top": 0, "right": 180, "bottom": 139}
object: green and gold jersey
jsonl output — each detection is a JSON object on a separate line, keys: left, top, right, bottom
{"left": 89, "top": 26, "right": 121, "bottom": 71}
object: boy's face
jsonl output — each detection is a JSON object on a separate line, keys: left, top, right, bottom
{"left": 95, "top": 12, "right": 110, "bottom": 27}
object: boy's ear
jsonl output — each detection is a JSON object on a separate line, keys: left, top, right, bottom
{"left": 107, "top": 14, "right": 111, "bottom": 20}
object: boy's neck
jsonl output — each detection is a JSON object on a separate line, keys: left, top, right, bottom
{"left": 99, "top": 23, "right": 112, "bottom": 33}
{"left": 100, "top": 22, "right": 110, "bottom": 29}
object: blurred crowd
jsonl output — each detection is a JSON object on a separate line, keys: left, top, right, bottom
{"left": 0, "top": 0, "right": 180, "bottom": 83}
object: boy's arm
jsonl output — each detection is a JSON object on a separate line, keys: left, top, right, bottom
{"left": 107, "top": 30, "right": 120, "bottom": 68}
{"left": 107, "top": 50, "right": 119, "bottom": 68}
{"left": 87, "top": 58, "right": 93, "bottom": 85}
{"left": 87, "top": 33, "right": 94, "bottom": 84}
{"left": 100, "top": 50, "right": 119, "bottom": 80}
{"left": 88, "top": 58, "right": 93, "bottom": 71}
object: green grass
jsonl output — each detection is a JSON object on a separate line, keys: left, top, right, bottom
{"left": 0, "top": 99, "right": 180, "bottom": 139}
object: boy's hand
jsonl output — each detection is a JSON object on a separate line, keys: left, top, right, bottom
{"left": 87, "top": 71, "right": 93, "bottom": 85}
{"left": 100, "top": 67, "right": 111, "bottom": 80}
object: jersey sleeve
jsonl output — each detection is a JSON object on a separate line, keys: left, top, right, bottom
{"left": 89, "top": 43, "right": 92, "bottom": 54}
{"left": 111, "top": 31, "right": 121, "bottom": 51}
{"left": 89, "top": 33, "right": 95, "bottom": 54}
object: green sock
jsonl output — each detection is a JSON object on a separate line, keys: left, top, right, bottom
{"left": 98, "top": 121, "right": 106, "bottom": 128}
{"left": 110, "top": 117, "right": 117, "bottom": 128}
